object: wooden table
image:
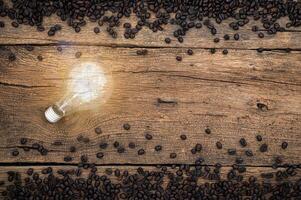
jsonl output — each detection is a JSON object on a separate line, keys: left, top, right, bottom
{"left": 0, "top": 9, "right": 301, "bottom": 194}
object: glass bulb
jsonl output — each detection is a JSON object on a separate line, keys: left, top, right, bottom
{"left": 45, "top": 62, "right": 112, "bottom": 123}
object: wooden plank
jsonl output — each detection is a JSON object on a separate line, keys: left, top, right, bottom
{"left": 0, "top": 46, "right": 300, "bottom": 166}
{"left": 0, "top": 165, "right": 300, "bottom": 193}
{"left": 0, "top": 13, "right": 300, "bottom": 48}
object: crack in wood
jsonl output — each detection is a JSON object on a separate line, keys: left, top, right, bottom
{"left": 0, "top": 81, "right": 54, "bottom": 89}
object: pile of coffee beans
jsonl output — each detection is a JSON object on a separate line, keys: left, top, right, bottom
{"left": 2, "top": 158, "right": 300, "bottom": 199}
{"left": 0, "top": 0, "right": 300, "bottom": 43}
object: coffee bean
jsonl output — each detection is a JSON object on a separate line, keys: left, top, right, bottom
{"left": 69, "top": 146, "right": 76, "bottom": 153}
{"left": 8, "top": 53, "right": 16, "bottom": 62}
{"left": 258, "top": 32, "right": 265, "bottom": 38}
{"left": 234, "top": 33, "right": 240, "bottom": 40}
{"left": 113, "top": 141, "right": 120, "bottom": 148}
{"left": 117, "top": 147, "right": 125, "bottom": 154}
{"left": 37, "top": 55, "right": 43, "bottom": 61}
{"left": 256, "top": 135, "right": 263, "bottom": 142}
{"left": 99, "top": 142, "right": 108, "bottom": 149}
{"left": 25, "top": 45, "right": 34, "bottom": 51}
{"left": 123, "top": 123, "right": 131, "bottom": 130}
{"left": 145, "top": 133, "right": 153, "bottom": 140}
{"left": 128, "top": 142, "right": 136, "bottom": 149}
{"left": 195, "top": 144, "right": 202, "bottom": 152}
{"left": 20, "top": 138, "right": 27, "bottom": 145}
{"left": 281, "top": 142, "right": 288, "bottom": 149}
{"left": 11, "top": 149, "right": 19, "bottom": 156}
{"left": 94, "top": 27, "right": 100, "bottom": 34}
{"left": 96, "top": 152, "right": 104, "bottom": 159}
{"left": 210, "top": 48, "right": 216, "bottom": 54}
{"left": 239, "top": 138, "right": 247, "bottom": 147}
{"left": 154, "top": 145, "right": 162, "bottom": 152}
{"left": 11, "top": 21, "right": 19, "bottom": 28}
{"left": 245, "top": 150, "right": 253, "bottom": 157}
{"left": 75, "top": 52, "right": 82, "bottom": 58}
{"left": 228, "top": 149, "right": 236, "bottom": 155}
{"left": 222, "top": 49, "right": 228, "bottom": 55}
{"left": 260, "top": 143, "right": 268, "bottom": 152}
{"left": 138, "top": 149, "right": 145, "bottom": 155}
{"left": 223, "top": 34, "right": 230, "bottom": 40}
{"left": 95, "top": 127, "right": 102, "bottom": 134}
{"left": 180, "top": 134, "right": 187, "bottom": 140}
{"left": 216, "top": 142, "right": 223, "bottom": 149}
{"left": 57, "top": 47, "right": 62, "bottom": 52}
{"left": 64, "top": 156, "right": 73, "bottom": 162}
{"left": 213, "top": 38, "right": 220, "bottom": 43}
{"left": 176, "top": 56, "right": 182, "bottom": 61}
{"left": 205, "top": 128, "right": 211, "bottom": 134}
{"left": 170, "top": 153, "right": 177, "bottom": 159}
{"left": 257, "top": 103, "right": 268, "bottom": 111}
{"left": 165, "top": 37, "right": 171, "bottom": 44}
{"left": 187, "top": 49, "right": 193, "bottom": 55}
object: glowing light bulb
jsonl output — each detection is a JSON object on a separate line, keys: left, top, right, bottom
{"left": 45, "top": 62, "right": 112, "bottom": 123}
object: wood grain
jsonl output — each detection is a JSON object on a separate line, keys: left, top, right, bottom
{"left": 0, "top": 12, "right": 300, "bottom": 48}
{"left": 0, "top": 46, "right": 300, "bottom": 166}
{"left": 0, "top": 165, "right": 300, "bottom": 192}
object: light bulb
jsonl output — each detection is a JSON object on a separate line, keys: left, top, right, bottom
{"left": 45, "top": 62, "right": 112, "bottom": 123}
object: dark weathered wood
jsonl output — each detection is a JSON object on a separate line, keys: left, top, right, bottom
{"left": 0, "top": 46, "right": 300, "bottom": 166}
{"left": 0, "top": 12, "right": 300, "bottom": 48}
{"left": 0, "top": 165, "right": 300, "bottom": 192}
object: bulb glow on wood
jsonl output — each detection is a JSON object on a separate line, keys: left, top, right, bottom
{"left": 45, "top": 62, "right": 112, "bottom": 123}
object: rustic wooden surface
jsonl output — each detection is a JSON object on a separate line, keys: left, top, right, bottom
{"left": 0, "top": 4, "right": 300, "bottom": 192}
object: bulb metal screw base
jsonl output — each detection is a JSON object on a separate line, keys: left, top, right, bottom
{"left": 45, "top": 106, "right": 63, "bottom": 123}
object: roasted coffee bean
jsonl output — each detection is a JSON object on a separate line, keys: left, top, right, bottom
{"left": 20, "top": 138, "right": 27, "bottom": 145}
{"left": 154, "top": 145, "right": 162, "bottom": 152}
{"left": 165, "top": 37, "right": 171, "bottom": 44}
{"left": 228, "top": 149, "right": 236, "bottom": 155}
{"left": 0, "top": 21, "right": 5, "bottom": 28}
{"left": 80, "top": 155, "right": 88, "bottom": 163}
{"left": 136, "top": 49, "right": 148, "bottom": 55}
{"left": 256, "top": 135, "right": 263, "bottom": 142}
{"left": 257, "top": 103, "right": 268, "bottom": 111}
{"left": 187, "top": 49, "right": 193, "bottom": 55}
{"left": 75, "top": 52, "right": 82, "bottom": 58}
{"left": 99, "top": 142, "right": 108, "bottom": 149}
{"left": 216, "top": 141, "right": 223, "bottom": 149}
{"left": 96, "top": 152, "right": 104, "bottom": 159}
{"left": 213, "top": 38, "right": 220, "bottom": 43}
{"left": 128, "top": 142, "right": 136, "bottom": 149}
{"left": 281, "top": 142, "right": 288, "bottom": 149}
{"left": 205, "top": 128, "right": 211, "bottom": 134}
{"left": 57, "top": 46, "right": 62, "bottom": 52}
{"left": 117, "top": 147, "right": 125, "bottom": 154}
{"left": 245, "top": 150, "right": 253, "bottom": 157}
{"left": 234, "top": 33, "right": 240, "bottom": 40}
{"left": 95, "top": 127, "right": 102, "bottom": 134}
{"left": 8, "top": 53, "right": 16, "bottom": 62}
{"left": 223, "top": 34, "right": 230, "bottom": 40}
{"left": 195, "top": 144, "right": 202, "bottom": 152}
{"left": 260, "top": 143, "right": 268, "bottom": 152}
{"left": 137, "top": 148, "right": 145, "bottom": 155}
{"left": 176, "top": 56, "right": 182, "bottom": 61}
{"left": 69, "top": 146, "right": 76, "bottom": 153}
{"left": 123, "top": 123, "right": 131, "bottom": 130}
{"left": 113, "top": 141, "right": 120, "bottom": 148}
{"left": 170, "top": 153, "right": 177, "bottom": 159}
{"left": 94, "top": 27, "right": 100, "bottom": 34}
{"left": 239, "top": 138, "right": 247, "bottom": 147}
{"left": 222, "top": 49, "right": 228, "bottom": 55}
{"left": 64, "top": 156, "right": 73, "bottom": 162}
{"left": 11, "top": 149, "right": 19, "bottom": 156}
{"left": 258, "top": 32, "right": 265, "bottom": 38}
{"left": 210, "top": 48, "right": 216, "bottom": 54}
{"left": 37, "top": 55, "right": 43, "bottom": 61}
{"left": 180, "top": 134, "right": 187, "bottom": 140}
{"left": 145, "top": 133, "right": 153, "bottom": 140}
{"left": 11, "top": 21, "right": 18, "bottom": 28}
{"left": 25, "top": 45, "right": 34, "bottom": 51}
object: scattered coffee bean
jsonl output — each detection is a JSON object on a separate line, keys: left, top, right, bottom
{"left": 180, "top": 134, "right": 187, "bottom": 140}
{"left": 170, "top": 153, "right": 177, "bottom": 159}
{"left": 37, "top": 55, "right": 43, "bottom": 61}
{"left": 96, "top": 152, "right": 104, "bottom": 159}
{"left": 64, "top": 156, "right": 73, "bottom": 162}
{"left": 20, "top": 138, "right": 27, "bottom": 145}
{"left": 222, "top": 49, "right": 228, "bottom": 55}
{"left": 145, "top": 133, "right": 153, "bottom": 140}
{"left": 260, "top": 143, "right": 268, "bottom": 152}
{"left": 75, "top": 52, "right": 82, "bottom": 58}
{"left": 210, "top": 48, "right": 216, "bottom": 54}
{"left": 281, "top": 142, "right": 288, "bottom": 149}
{"left": 165, "top": 37, "right": 171, "bottom": 44}
{"left": 138, "top": 148, "right": 145, "bottom": 155}
{"left": 239, "top": 138, "right": 247, "bottom": 147}
{"left": 95, "top": 127, "right": 102, "bottom": 134}
{"left": 11, "top": 149, "right": 19, "bottom": 156}
{"left": 256, "top": 135, "right": 263, "bottom": 142}
{"left": 187, "top": 49, "right": 193, "bottom": 55}
{"left": 205, "top": 128, "right": 211, "bottom": 134}
{"left": 99, "top": 142, "right": 108, "bottom": 149}
{"left": 123, "top": 123, "right": 131, "bottom": 130}
{"left": 245, "top": 150, "right": 253, "bottom": 157}
{"left": 8, "top": 53, "right": 16, "bottom": 62}
{"left": 69, "top": 146, "right": 76, "bottom": 153}
{"left": 228, "top": 149, "right": 236, "bottom": 155}
{"left": 154, "top": 145, "right": 162, "bottom": 152}
{"left": 128, "top": 142, "right": 136, "bottom": 149}
{"left": 234, "top": 33, "right": 240, "bottom": 40}
{"left": 94, "top": 27, "right": 100, "bottom": 34}
{"left": 113, "top": 141, "right": 120, "bottom": 148}
{"left": 176, "top": 56, "right": 182, "bottom": 61}
{"left": 216, "top": 141, "right": 223, "bottom": 149}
